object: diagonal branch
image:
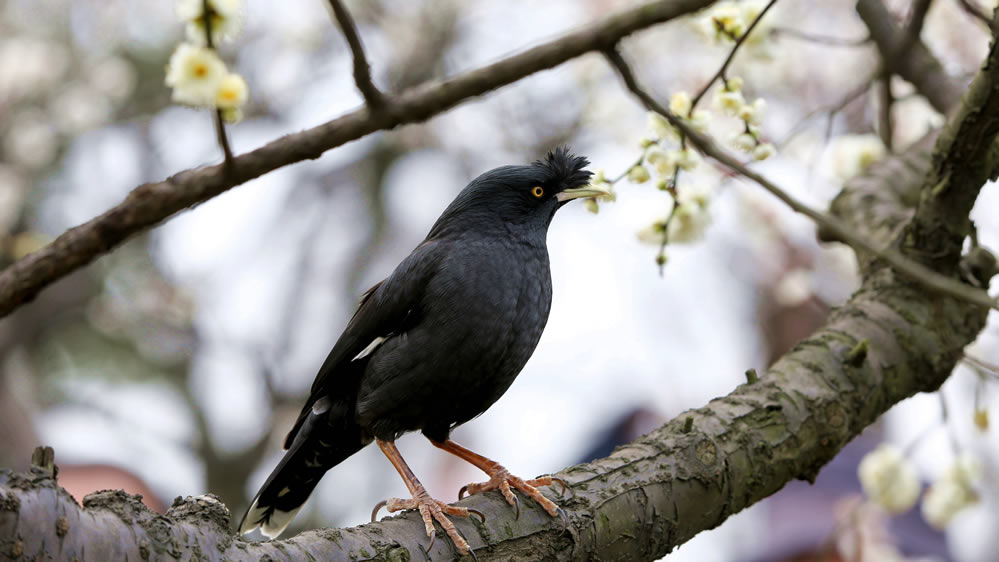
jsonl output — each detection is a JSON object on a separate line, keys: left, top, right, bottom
{"left": 326, "top": 0, "right": 385, "bottom": 108}
{"left": 3, "top": 139, "right": 991, "bottom": 556}
{"left": 690, "top": 0, "right": 778, "bottom": 112}
{"left": 856, "top": 0, "right": 962, "bottom": 113}
{"left": 603, "top": 48, "right": 997, "bottom": 311}
{"left": 0, "top": 0, "right": 716, "bottom": 320}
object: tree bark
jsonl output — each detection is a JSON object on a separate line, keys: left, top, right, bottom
{"left": 2, "top": 132, "right": 993, "bottom": 559}
{"left": 4, "top": 2, "right": 999, "bottom": 561}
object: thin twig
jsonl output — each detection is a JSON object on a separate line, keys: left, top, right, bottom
{"left": 201, "top": 0, "right": 235, "bottom": 167}
{"left": 956, "top": 0, "right": 992, "bottom": 25}
{"left": 777, "top": 74, "right": 874, "bottom": 148}
{"left": 961, "top": 353, "right": 999, "bottom": 381}
{"left": 603, "top": 47, "right": 998, "bottom": 312}
{"left": 770, "top": 27, "right": 870, "bottom": 47}
{"left": 898, "top": 0, "right": 934, "bottom": 55}
{"left": 857, "top": 0, "right": 961, "bottom": 113}
{"left": 877, "top": 73, "right": 893, "bottom": 151}
{"left": 689, "top": 0, "right": 779, "bottom": 112}
{"left": 326, "top": 0, "right": 384, "bottom": 108}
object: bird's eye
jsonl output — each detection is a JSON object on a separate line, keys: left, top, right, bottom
{"left": 531, "top": 186, "right": 544, "bottom": 198}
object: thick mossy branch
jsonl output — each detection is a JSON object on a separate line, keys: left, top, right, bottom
{"left": 906, "top": 11, "right": 999, "bottom": 272}
{"left": 1, "top": 254, "right": 991, "bottom": 560}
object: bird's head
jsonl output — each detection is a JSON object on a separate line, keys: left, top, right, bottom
{"left": 428, "top": 146, "right": 606, "bottom": 239}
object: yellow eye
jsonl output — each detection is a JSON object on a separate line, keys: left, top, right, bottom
{"left": 531, "top": 186, "right": 544, "bottom": 198}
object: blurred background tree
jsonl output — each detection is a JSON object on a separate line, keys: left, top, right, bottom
{"left": 1, "top": 0, "right": 999, "bottom": 560}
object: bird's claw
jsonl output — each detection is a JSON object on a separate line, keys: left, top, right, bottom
{"left": 371, "top": 499, "right": 388, "bottom": 522}
{"left": 549, "top": 476, "right": 570, "bottom": 496}
{"left": 468, "top": 507, "right": 486, "bottom": 523}
{"left": 556, "top": 506, "right": 568, "bottom": 532}
{"left": 460, "top": 469, "right": 564, "bottom": 522}
{"left": 374, "top": 495, "right": 476, "bottom": 555}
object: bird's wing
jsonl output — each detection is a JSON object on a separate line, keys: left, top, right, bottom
{"left": 283, "top": 240, "right": 442, "bottom": 448}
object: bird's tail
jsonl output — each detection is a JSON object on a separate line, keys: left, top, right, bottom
{"left": 238, "top": 397, "right": 366, "bottom": 538}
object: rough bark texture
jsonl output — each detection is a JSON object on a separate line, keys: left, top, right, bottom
{"left": 1, "top": 134, "right": 993, "bottom": 560}
{"left": 3, "top": 2, "right": 999, "bottom": 561}
{"left": 0, "top": 0, "right": 714, "bottom": 319}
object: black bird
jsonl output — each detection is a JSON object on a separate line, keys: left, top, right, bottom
{"left": 239, "top": 147, "right": 602, "bottom": 554}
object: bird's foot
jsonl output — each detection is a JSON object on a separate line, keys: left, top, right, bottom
{"left": 459, "top": 469, "right": 567, "bottom": 524}
{"left": 372, "top": 492, "right": 484, "bottom": 555}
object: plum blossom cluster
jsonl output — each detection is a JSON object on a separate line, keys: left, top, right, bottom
{"left": 694, "top": 0, "right": 771, "bottom": 45}
{"left": 165, "top": 0, "right": 248, "bottom": 123}
{"left": 714, "top": 77, "right": 775, "bottom": 161}
{"left": 858, "top": 444, "right": 921, "bottom": 514}
{"left": 921, "top": 455, "right": 982, "bottom": 529}
{"left": 858, "top": 443, "right": 984, "bottom": 530}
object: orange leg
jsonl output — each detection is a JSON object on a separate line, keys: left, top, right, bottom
{"left": 373, "top": 439, "right": 482, "bottom": 555}
{"left": 430, "top": 439, "right": 567, "bottom": 525}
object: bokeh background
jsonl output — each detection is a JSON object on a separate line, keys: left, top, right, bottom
{"left": 1, "top": 0, "right": 998, "bottom": 560}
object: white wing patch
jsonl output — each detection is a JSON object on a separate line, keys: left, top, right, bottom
{"left": 239, "top": 497, "right": 303, "bottom": 539}
{"left": 352, "top": 336, "right": 388, "bottom": 361}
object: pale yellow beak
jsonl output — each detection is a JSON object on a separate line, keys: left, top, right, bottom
{"left": 556, "top": 184, "right": 612, "bottom": 203}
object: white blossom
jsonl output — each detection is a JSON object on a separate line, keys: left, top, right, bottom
{"left": 774, "top": 269, "right": 813, "bottom": 306}
{"left": 637, "top": 220, "right": 668, "bottom": 246}
{"left": 669, "top": 91, "right": 692, "bottom": 116}
{"left": 921, "top": 457, "right": 981, "bottom": 531}
{"left": 177, "top": 0, "right": 244, "bottom": 45}
{"left": 830, "top": 134, "right": 886, "bottom": 180}
{"left": 675, "top": 148, "right": 701, "bottom": 171}
{"left": 689, "top": 110, "right": 711, "bottom": 133}
{"left": 627, "top": 164, "right": 651, "bottom": 184}
{"left": 215, "top": 72, "right": 248, "bottom": 109}
{"left": 713, "top": 89, "right": 745, "bottom": 115}
{"left": 858, "top": 444, "right": 920, "bottom": 514}
{"left": 676, "top": 183, "right": 711, "bottom": 207}
{"left": 646, "top": 147, "right": 677, "bottom": 176}
{"left": 647, "top": 112, "right": 676, "bottom": 141}
{"left": 753, "top": 143, "right": 776, "bottom": 161}
{"left": 667, "top": 201, "right": 711, "bottom": 243}
{"left": 165, "top": 43, "right": 228, "bottom": 107}
{"left": 732, "top": 132, "right": 757, "bottom": 152}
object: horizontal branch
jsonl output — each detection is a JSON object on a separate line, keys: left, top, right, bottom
{"left": 0, "top": 0, "right": 716, "bottom": 319}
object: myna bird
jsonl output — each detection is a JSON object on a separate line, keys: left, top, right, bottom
{"left": 239, "top": 147, "right": 602, "bottom": 554}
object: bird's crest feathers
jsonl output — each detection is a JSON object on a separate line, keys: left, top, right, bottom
{"left": 533, "top": 146, "right": 592, "bottom": 189}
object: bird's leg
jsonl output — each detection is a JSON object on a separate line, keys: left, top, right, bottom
{"left": 430, "top": 439, "right": 567, "bottom": 524}
{"left": 374, "top": 439, "right": 481, "bottom": 555}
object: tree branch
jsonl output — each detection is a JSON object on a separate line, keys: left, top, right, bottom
{"left": 603, "top": 48, "right": 997, "bottom": 311}
{"left": 904, "top": 8, "right": 999, "bottom": 272}
{"left": 2, "top": 174, "right": 991, "bottom": 557}
{"left": 0, "top": 0, "right": 716, "bottom": 320}
{"left": 326, "top": 0, "right": 385, "bottom": 108}
{"left": 856, "top": 0, "right": 962, "bottom": 113}
{"left": 689, "top": 0, "right": 778, "bottom": 112}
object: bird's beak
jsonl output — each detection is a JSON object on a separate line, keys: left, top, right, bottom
{"left": 556, "top": 184, "right": 612, "bottom": 203}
